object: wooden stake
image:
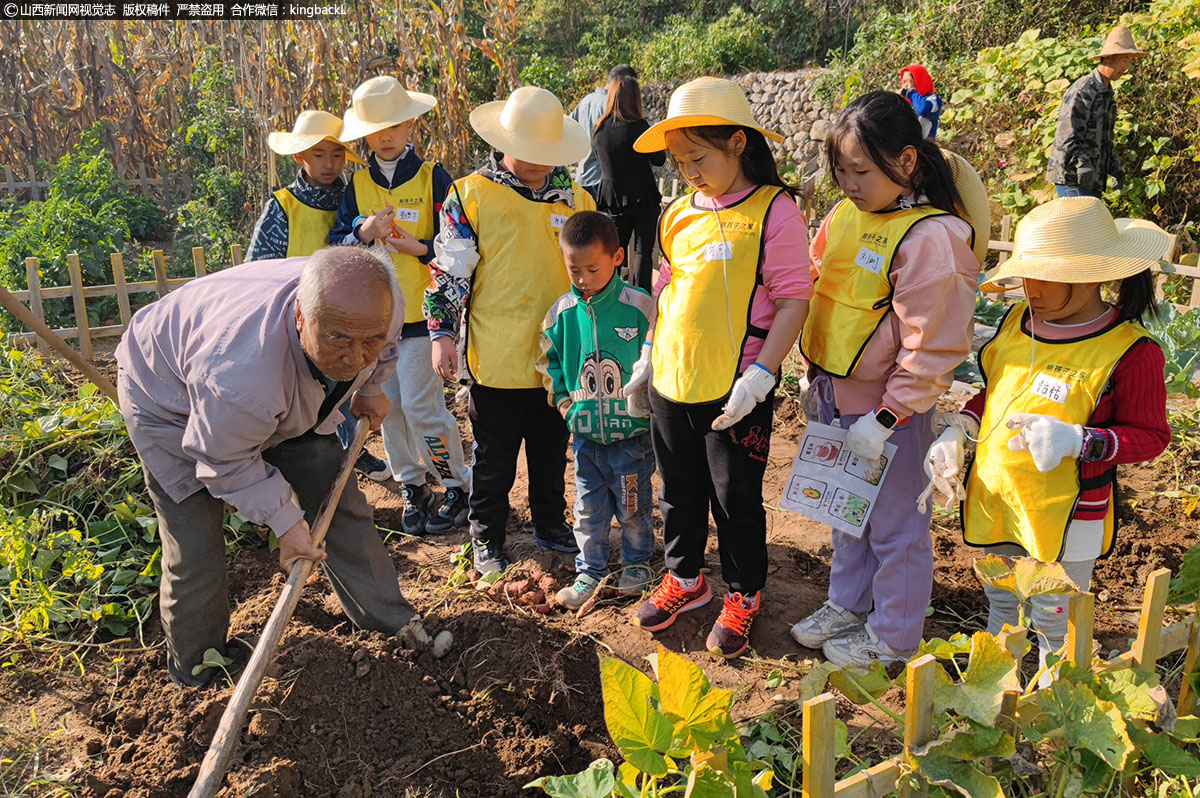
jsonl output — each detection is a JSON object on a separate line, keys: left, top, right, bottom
{"left": 110, "top": 253, "right": 132, "bottom": 330}
{"left": 802, "top": 693, "right": 836, "bottom": 798}
{"left": 66, "top": 253, "right": 93, "bottom": 360}
{"left": 27, "top": 162, "right": 39, "bottom": 201}
{"left": 25, "top": 258, "right": 48, "bottom": 355}
{"left": 192, "top": 247, "right": 208, "bottom": 277}
{"left": 902, "top": 654, "right": 937, "bottom": 798}
{"left": 152, "top": 249, "right": 170, "bottom": 297}
{"left": 1133, "top": 568, "right": 1172, "bottom": 670}
{"left": 1177, "top": 603, "right": 1200, "bottom": 717}
{"left": 1066, "top": 593, "right": 1095, "bottom": 669}
{"left": 230, "top": 244, "right": 244, "bottom": 266}
{"left": 189, "top": 421, "right": 369, "bottom": 798}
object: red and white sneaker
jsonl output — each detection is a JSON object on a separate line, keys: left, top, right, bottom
{"left": 634, "top": 573, "right": 712, "bottom": 631}
{"left": 706, "top": 591, "right": 761, "bottom": 659}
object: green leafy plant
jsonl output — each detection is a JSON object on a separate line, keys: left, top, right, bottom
{"left": 1145, "top": 305, "right": 1200, "bottom": 397}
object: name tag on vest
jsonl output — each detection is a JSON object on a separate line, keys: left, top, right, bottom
{"left": 551, "top": 214, "right": 568, "bottom": 229}
{"left": 854, "top": 247, "right": 885, "bottom": 275}
{"left": 1032, "top": 372, "right": 1071, "bottom": 404}
{"left": 395, "top": 207, "right": 421, "bottom": 224}
{"left": 704, "top": 240, "right": 734, "bottom": 261}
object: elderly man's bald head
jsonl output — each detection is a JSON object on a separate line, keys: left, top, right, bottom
{"left": 296, "top": 248, "right": 398, "bottom": 382}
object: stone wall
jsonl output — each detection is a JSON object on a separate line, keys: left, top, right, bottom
{"left": 641, "top": 69, "right": 836, "bottom": 180}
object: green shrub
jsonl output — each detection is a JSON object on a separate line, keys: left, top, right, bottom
{"left": 636, "top": 7, "right": 778, "bottom": 81}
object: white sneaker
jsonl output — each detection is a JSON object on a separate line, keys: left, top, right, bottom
{"left": 790, "top": 600, "right": 866, "bottom": 648}
{"left": 615, "top": 564, "right": 653, "bottom": 596}
{"left": 556, "top": 573, "right": 600, "bottom": 610}
{"left": 822, "top": 624, "right": 915, "bottom": 667}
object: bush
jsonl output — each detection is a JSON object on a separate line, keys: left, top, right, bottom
{"left": 635, "top": 7, "right": 778, "bottom": 81}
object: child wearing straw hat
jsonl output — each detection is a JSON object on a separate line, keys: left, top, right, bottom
{"left": 247, "top": 110, "right": 365, "bottom": 262}
{"left": 1046, "top": 26, "right": 1148, "bottom": 198}
{"left": 788, "top": 91, "right": 990, "bottom": 667}
{"left": 423, "top": 86, "right": 597, "bottom": 574}
{"left": 621, "top": 77, "right": 812, "bottom": 659}
{"left": 331, "top": 76, "right": 471, "bottom": 536}
{"left": 922, "top": 196, "right": 1171, "bottom": 682}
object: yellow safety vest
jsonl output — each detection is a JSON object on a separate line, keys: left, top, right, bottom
{"left": 652, "top": 186, "right": 785, "bottom": 404}
{"left": 963, "top": 302, "right": 1148, "bottom": 561}
{"left": 800, "top": 200, "right": 953, "bottom": 378}
{"left": 352, "top": 162, "right": 436, "bottom": 324}
{"left": 456, "top": 173, "right": 596, "bottom": 389}
{"left": 274, "top": 188, "right": 337, "bottom": 258}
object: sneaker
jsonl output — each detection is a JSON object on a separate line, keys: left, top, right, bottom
{"left": 634, "top": 573, "right": 712, "bottom": 632}
{"left": 533, "top": 523, "right": 580, "bottom": 554}
{"left": 356, "top": 450, "right": 391, "bottom": 482}
{"left": 822, "top": 624, "right": 915, "bottom": 668}
{"left": 789, "top": 600, "right": 866, "bottom": 649}
{"left": 707, "top": 591, "right": 761, "bottom": 659}
{"left": 400, "top": 483, "right": 432, "bottom": 535}
{"left": 426, "top": 487, "right": 468, "bottom": 534}
{"left": 471, "top": 539, "right": 510, "bottom": 576}
{"left": 615, "top": 564, "right": 653, "bottom": 596}
{"left": 556, "top": 573, "right": 601, "bottom": 610}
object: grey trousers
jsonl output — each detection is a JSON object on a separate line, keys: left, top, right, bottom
{"left": 145, "top": 431, "right": 416, "bottom": 686}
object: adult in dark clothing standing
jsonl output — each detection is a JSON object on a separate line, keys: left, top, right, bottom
{"left": 592, "top": 68, "right": 665, "bottom": 291}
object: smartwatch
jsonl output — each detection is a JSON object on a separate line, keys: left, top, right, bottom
{"left": 874, "top": 406, "right": 907, "bottom": 430}
{"left": 1081, "top": 428, "right": 1113, "bottom": 462}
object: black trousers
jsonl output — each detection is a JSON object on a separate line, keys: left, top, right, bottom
{"left": 649, "top": 385, "right": 774, "bottom": 595}
{"left": 609, "top": 202, "right": 660, "bottom": 292}
{"left": 467, "top": 385, "right": 570, "bottom": 546}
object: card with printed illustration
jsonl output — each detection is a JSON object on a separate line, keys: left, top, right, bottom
{"left": 780, "top": 422, "right": 897, "bottom": 537}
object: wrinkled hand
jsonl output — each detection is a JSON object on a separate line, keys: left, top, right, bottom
{"left": 712, "top": 364, "right": 776, "bottom": 430}
{"left": 350, "top": 391, "right": 391, "bottom": 431}
{"left": 1005, "top": 413, "right": 1083, "bottom": 473}
{"left": 382, "top": 225, "right": 429, "bottom": 258}
{"left": 278, "top": 519, "right": 326, "bottom": 574}
{"left": 622, "top": 342, "right": 653, "bottom": 419}
{"left": 844, "top": 412, "right": 895, "bottom": 466}
{"left": 359, "top": 206, "right": 397, "bottom": 243}
{"left": 917, "top": 425, "right": 967, "bottom": 513}
{"left": 431, "top": 336, "right": 459, "bottom": 381}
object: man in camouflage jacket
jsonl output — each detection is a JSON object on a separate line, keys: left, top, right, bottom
{"left": 1046, "top": 27, "right": 1147, "bottom": 198}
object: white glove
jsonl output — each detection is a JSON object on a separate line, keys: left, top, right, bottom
{"left": 844, "top": 411, "right": 895, "bottom": 465}
{"left": 917, "top": 425, "right": 967, "bottom": 513}
{"left": 712, "top": 364, "right": 776, "bottom": 430}
{"left": 431, "top": 234, "right": 480, "bottom": 279}
{"left": 1005, "top": 413, "right": 1083, "bottom": 473}
{"left": 622, "top": 342, "right": 653, "bottom": 419}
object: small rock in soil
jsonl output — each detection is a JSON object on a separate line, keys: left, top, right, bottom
{"left": 355, "top": 659, "right": 371, "bottom": 678}
{"left": 351, "top": 646, "right": 369, "bottom": 663}
{"left": 432, "top": 630, "right": 454, "bottom": 658}
{"left": 248, "top": 711, "right": 282, "bottom": 741}
{"left": 85, "top": 739, "right": 102, "bottom": 756}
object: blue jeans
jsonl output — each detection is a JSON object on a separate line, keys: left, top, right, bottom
{"left": 336, "top": 398, "right": 355, "bottom": 447}
{"left": 572, "top": 434, "right": 656, "bottom": 580}
{"left": 1055, "top": 184, "right": 1101, "bottom": 199}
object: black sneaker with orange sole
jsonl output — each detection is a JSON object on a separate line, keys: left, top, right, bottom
{"left": 706, "top": 591, "right": 761, "bottom": 659}
{"left": 634, "top": 573, "right": 712, "bottom": 632}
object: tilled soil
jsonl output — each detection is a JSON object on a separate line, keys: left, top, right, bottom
{"left": 2, "top": 390, "right": 1196, "bottom": 797}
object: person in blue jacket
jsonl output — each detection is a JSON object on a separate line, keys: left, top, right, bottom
{"left": 900, "top": 64, "right": 943, "bottom": 140}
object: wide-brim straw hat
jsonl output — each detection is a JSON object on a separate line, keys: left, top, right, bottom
{"left": 979, "top": 197, "right": 1172, "bottom": 292}
{"left": 634, "top": 77, "right": 783, "bottom": 153}
{"left": 941, "top": 148, "right": 991, "bottom": 266}
{"left": 340, "top": 76, "right": 438, "bottom": 142}
{"left": 469, "top": 86, "right": 590, "bottom": 167}
{"left": 267, "top": 110, "right": 366, "bottom": 165}
{"left": 1091, "top": 26, "right": 1149, "bottom": 61}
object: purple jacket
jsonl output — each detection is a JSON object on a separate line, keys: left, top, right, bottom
{"left": 115, "top": 257, "right": 402, "bottom": 536}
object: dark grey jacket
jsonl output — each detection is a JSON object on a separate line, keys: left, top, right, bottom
{"left": 1046, "top": 69, "right": 1123, "bottom": 190}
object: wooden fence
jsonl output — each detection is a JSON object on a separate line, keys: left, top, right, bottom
{"left": 802, "top": 568, "right": 1199, "bottom": 797}
{"left": 2, "top": 163, "right": 176, "bottom": 203}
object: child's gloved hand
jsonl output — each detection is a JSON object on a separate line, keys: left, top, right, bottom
{"left": 844, "top": 411, "right": 894, "bottom": 465}
{"left": 917, "top": 425, "right": 966, "bottom": 513}
{"left": 432, "top": 236, "right": 481, "bottom": 278}
{"left": 712, "top": 364, "right": 775, "bottom": 430}
{"left": 622, "top": 342, "right": 653, "bottom": 418}
{"left": 1005, "top": 413, "right": 1083, "bottom": 472}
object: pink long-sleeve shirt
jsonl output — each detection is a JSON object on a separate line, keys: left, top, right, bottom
{"left": 808, "top": 209, "right": 978, "bottom": 417}
{"left": 653, "top": 187, "right": 812, "bottom": 372}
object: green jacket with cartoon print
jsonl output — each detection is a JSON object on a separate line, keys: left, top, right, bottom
{"left": 537, "top": 273, "right": 655, "bottom": 444}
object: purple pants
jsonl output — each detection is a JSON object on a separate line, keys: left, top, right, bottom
{"left": 823, "top": 401, "right": 936, "bottom": 651}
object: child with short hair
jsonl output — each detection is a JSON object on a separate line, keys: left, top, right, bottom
{"left": 424, "top": 86, "right": 598, "bottom": 574}
{"left": 924, "top": 197, "right": 1171, "bottom": 682}
{"left": 789, "top": 91, "right": 988, "bottom": 667}
{"left": 332, "top": 76, "right": 471, "bottom": 535}
{"left": 537, "top": 211, "right": 657, "bottom": 609}
{"left": 624, "top": 77, "right": 812, "bottom": 659}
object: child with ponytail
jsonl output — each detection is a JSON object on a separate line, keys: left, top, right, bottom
{"left": 791, "top": 90, "right": 988, "bottom": 666}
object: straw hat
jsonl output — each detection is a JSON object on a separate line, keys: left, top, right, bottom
{"left": 940, "top": 148, "right": 991, "bottom": 266}
{"left": 979, "top": 197, "right": 1172, "bottom": 292}
{"left": 267, "top": 111, "right": 366, "bottom": 165}
{"left": 340, "top": 76, "right": 437, "bottom": 142}
{"left": 469, "top": 86, "right": 589, "bottom": 167}
{"left": 634, "top": 77, "right": 783, "bottom": 153}
{"left": 1091, "top": 26, "right": 1148, "bottom": 61}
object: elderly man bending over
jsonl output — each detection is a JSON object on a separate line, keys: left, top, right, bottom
{"left": 116, "top": 247, "right": 419, "bottom": 686}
